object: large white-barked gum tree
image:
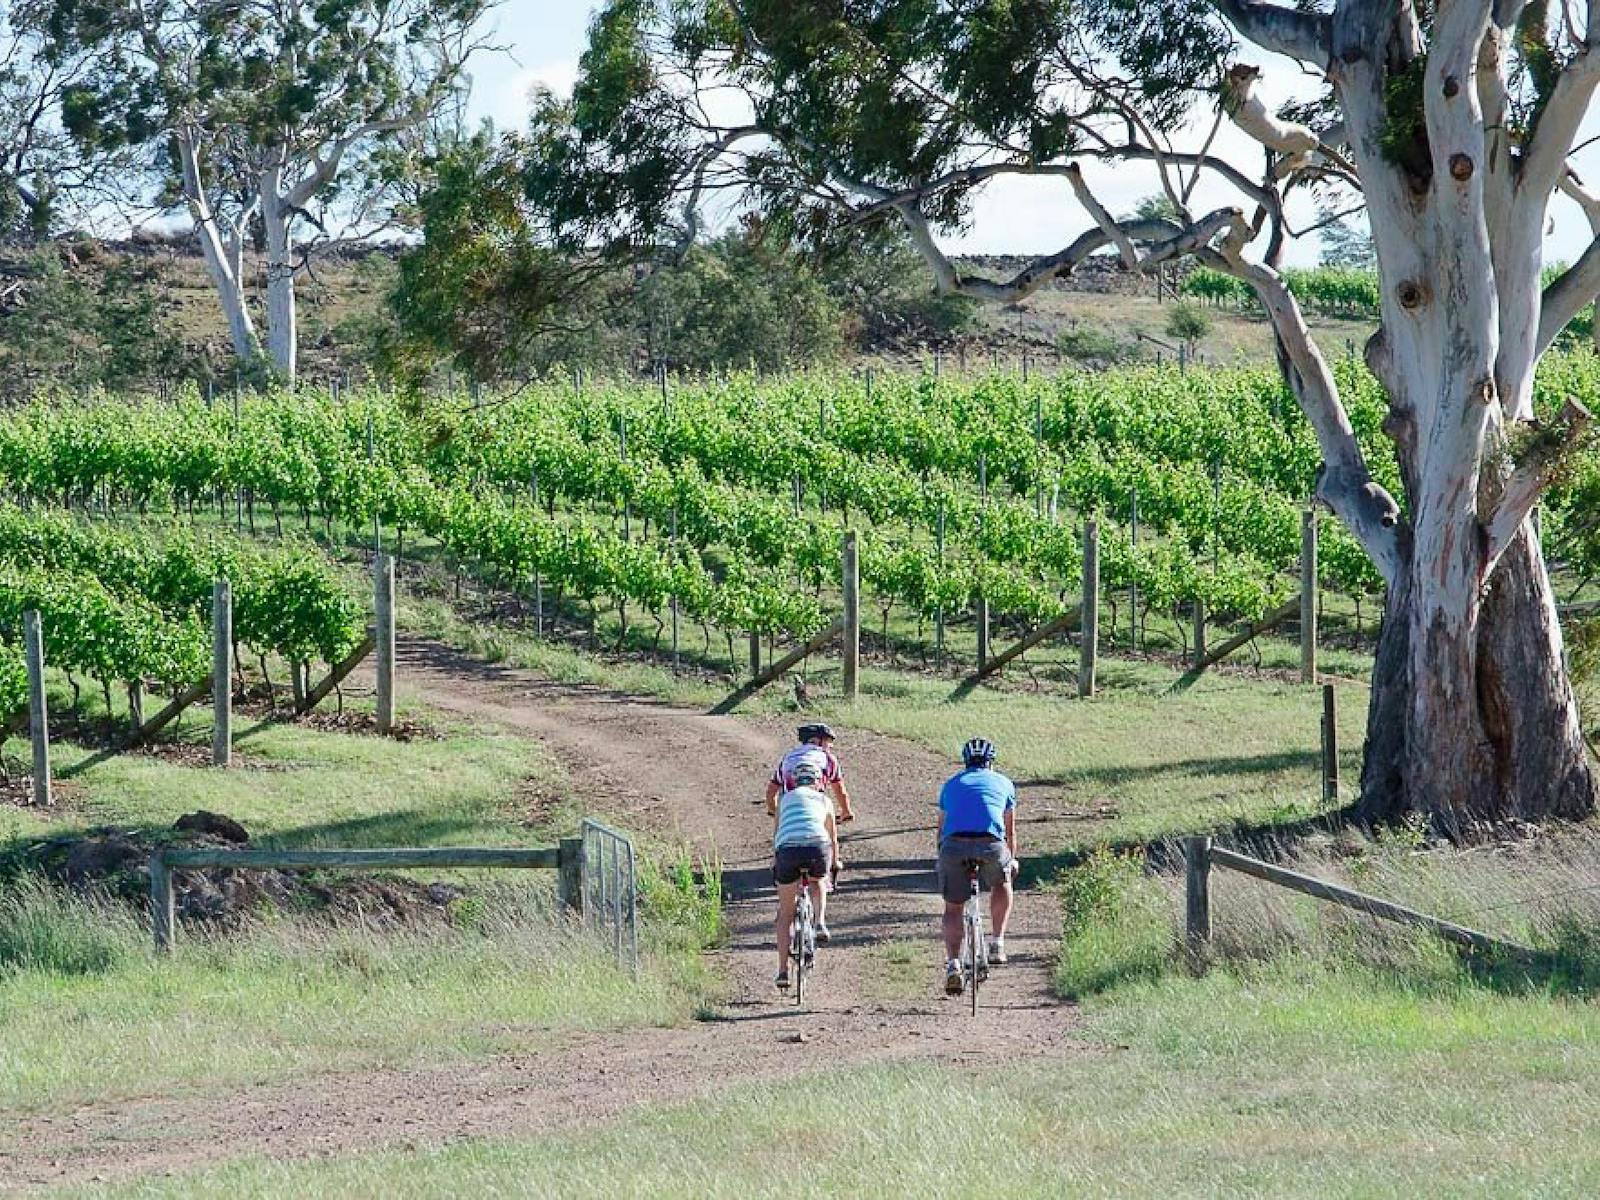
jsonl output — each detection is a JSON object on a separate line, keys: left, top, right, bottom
{"left": 1215, "top": 0, "right": 1598, "bottom": 829}
{"left": 534, "top": 0, "right": 1600, "bottom": 830}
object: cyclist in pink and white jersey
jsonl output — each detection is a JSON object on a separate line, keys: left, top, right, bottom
{"left": 765, "top": 723, "right": 855, "bottom": 823}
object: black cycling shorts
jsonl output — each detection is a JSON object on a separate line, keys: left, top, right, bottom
{"left": 773, "top": 842, "right": 832, "bottom": 886}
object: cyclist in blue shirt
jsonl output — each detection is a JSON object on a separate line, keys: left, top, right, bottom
{"left": 936, "top": 737, "right": 1018, "bottom": 995}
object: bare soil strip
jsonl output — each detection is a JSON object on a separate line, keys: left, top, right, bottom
{"left": 1, "top": 638, "right": 1089, "bottom": 1188}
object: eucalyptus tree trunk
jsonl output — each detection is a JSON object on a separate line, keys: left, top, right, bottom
{"left": 1213, "top": 0, "right": 1600, "bottom": 832}
{"left": 261, "top": 162, "right": 298, "bottom": 382}
{"left": 177, "top": 130, "right": 264, "bottom": 368}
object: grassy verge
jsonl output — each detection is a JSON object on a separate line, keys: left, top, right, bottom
{"left": 68, "top": 957, "right": 1597, "bottom": 1198}
{"left": 0, "top": 883, "right": 701, "bottom": 1117}
{"left": 0, "top": 703, "right": 551, "bottom": 847}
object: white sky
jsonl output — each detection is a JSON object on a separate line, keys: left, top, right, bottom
{"left": 476, "top": 1, "right": 1600, "bottom": 269}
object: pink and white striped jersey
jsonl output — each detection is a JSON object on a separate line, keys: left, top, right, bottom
{"left": 771, "top": 744, "right": 842, "bottom": 790}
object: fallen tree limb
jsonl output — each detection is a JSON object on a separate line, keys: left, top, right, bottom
{"left": 709, "top": 617, "right": 845, "bottom": 715}
{"left": 297, "top": 633, "right": 376, "bottom": 716}
{"left": 950, "top": 611, "right": 1080, "bottom": 701}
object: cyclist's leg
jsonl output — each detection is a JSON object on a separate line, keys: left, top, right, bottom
{"left": 774, "top": 880, "right": 800, "bottom": 975}
{"left": 935, "top": 846, "right": 968, "bottom": 960}
{"left": 990, "top": 873, "right": 1014, "bottom": 940}
{"left": 941, "top": 898, "right": 966, "bottom": 960}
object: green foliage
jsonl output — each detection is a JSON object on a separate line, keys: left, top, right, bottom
{"left": 1164, "top": 301, "right": 1211, "bottom": 351}
{"left": 637, "top": 230, "right": 845, "bottom": 372}
{"left": 0, "top": 246, "right": 192, "bottom": 397}
{"left": 514, "top": 0, "right": 1229, "bottom": 300}
{"left": 1056, "top": 326, "right": 1140, "bottom": 364}
{"left": 1379, "top": 54, "right": 1431, "bottom": 177}
{"left": 638, "top": 848, "right": 724, "bottom": 951}
{"left": 392, "top": 172, "right": 969, "bottom": 380}
{"left": 0, "top": 500, "right": 363, "bottom": 706}
{"left": 388, "top": 129, "right": 597, "bottom": 384}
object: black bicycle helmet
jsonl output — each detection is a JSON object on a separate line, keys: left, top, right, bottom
{"left": 962, "top": 737, "right": 997, "bottom": 767}
{"left": 797, "top": 722, "right": 836, "bottom": 743}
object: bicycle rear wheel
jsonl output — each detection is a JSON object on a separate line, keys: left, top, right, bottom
{"left": 793, "top": 898, "right": 809, "bottom": 1007}
{"left": 967, "top": 909, "right": 982, "bottom": 1016}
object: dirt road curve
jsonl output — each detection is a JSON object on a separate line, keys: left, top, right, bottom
{"left": 1, "top": 638, "right": 1084, "bottom": 1188}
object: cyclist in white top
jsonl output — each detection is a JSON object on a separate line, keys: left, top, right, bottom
{"left": 765, "top": 722, "right": 856, "bottom": 823}
{"left": 771, "top": 760, "right": 842, "bottom": 989}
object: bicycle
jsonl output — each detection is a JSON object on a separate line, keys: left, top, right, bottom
{"left": 790, "top": 865, "right": 818, "bottom": 1006}
{"left": 958, "top": 858, "right": 990, "bottom": 1015}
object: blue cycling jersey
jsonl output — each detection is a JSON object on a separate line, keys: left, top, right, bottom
{"left": 938, "top": 768, "right": 1015, "bottom": 842}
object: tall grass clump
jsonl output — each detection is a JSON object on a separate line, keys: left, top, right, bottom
{"left": 0, "top": 877, "right": 706, "bottom": 1111}
{"left": 1054, "top": 848, "right": 1173, "bottom": 998}
{"left": 0, "top": 879, "right": 140, "bottom": 978}
{"left": 1054, "top": 823, "right": 1600, "bottom": 1003}
{"left": 639, "top": 846, "right": 724, "bottom": 952}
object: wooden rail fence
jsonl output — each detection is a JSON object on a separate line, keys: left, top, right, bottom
{"left": 1182, "top": 835, "right": 1526, "bottom": 958}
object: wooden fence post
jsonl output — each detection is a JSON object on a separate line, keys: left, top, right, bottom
{"left": 150, "top": 849, "right": 175, "bottom": 953}
{"left": 558, "top": 837, "right": 584, "bottom": 915}
{"left": 1184, "top": 835, "right": 1212, "bottom": 958}
{"left": 976, "top": 593, "right": 991, "bottom": 672}
{"left": 1192, "top": 598, "right": 1206, "bottom": 668}
{"left": 1301, "top": 509, "right": 1318, "bottom": 684}
{"left": 1322, "top": 683, "right": 1339, "bottom": 805}
{"left": 842, "top": 531, "right": 860, "bottom": 702}
{"left": 748, "top": 631, "right": 761, "bottom": 680}
{"left": 23, "top": 609, "right": 50, "bottom": 806}
{"left": 376, "top": 552, "right": 396, "bottom": 735}
{"left": 211, "top": 580, "right": 232, "bottom": 767}
{"left": 1078, "top": 520, "right": 1099, "bottom": 698}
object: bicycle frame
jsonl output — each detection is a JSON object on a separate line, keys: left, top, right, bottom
{"left": 960, "top": 860, "right": 989, "bottom": 1015}
{"left": 791, "top": 867, "right": 817, "bottom": 1006}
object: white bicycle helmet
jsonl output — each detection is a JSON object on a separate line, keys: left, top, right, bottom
{"left": 791, "top": 761, "right": 824, "bottom": 787}
{"left": 961, "top": 737, "right": 997, "bottom": 767}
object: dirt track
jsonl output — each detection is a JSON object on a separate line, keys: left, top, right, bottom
{"left": 1, "top": 638, "right": 1086, "bottom": 1188}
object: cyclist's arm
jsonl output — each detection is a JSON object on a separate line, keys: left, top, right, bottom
{"left": 830, "top": 777, "right": 853, "bottom": 815}
{"left": 1004, "top": 808, "right": 1017, "bottom": 861}
{"left": 765, "top": 778, "right": 781, "bottom": 816}
{"left": 825, "top": 810, "right": 839, "bottom": 861}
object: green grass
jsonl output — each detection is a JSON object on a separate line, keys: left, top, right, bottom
{"left": 69, "top": 958, "right": 1598, "bottom": 1199}
{"left": 0, "top": 704, "right": 552, "bottom": 848}
{"left": 0, "top": 884, "right": 697, "bottom": 1116}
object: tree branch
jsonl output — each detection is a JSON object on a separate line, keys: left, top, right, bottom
{"left": 893, "top": 204, "right": 1244, "bottom": 303}
{"left": 1064, "top": 163, "right": 1137, "bottom": 268}
{"left": 1211, "top": 0, "right": 1331, "bottom": 68}
{"left": 1200, "top": 245, "right": 1402, "bottom": 585}
{"left": 1536, "top": 171, "right": 1600, "bottom": 354}
{"left": 1518, "top": 6, "right": 1600, "bottom": 204}
{"left": 1482, "top": 398, "right": 1593, "bottom": 572}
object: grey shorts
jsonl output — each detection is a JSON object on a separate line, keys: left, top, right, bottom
{"left": 773, "top": 842, "right": 832, "bottom": 886}
{"left": 937, "top": 837, "right": 1013, "bottom": 903}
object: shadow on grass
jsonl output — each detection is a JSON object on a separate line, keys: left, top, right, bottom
{"left": 263, "top": 809, "right": 524, "bottom": 851}
{"left": 1016, "top": 749, "right": 1321, "bottom": 791}
{"left": 1467, "top": 919, "right": 1600, "bottom": 999}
